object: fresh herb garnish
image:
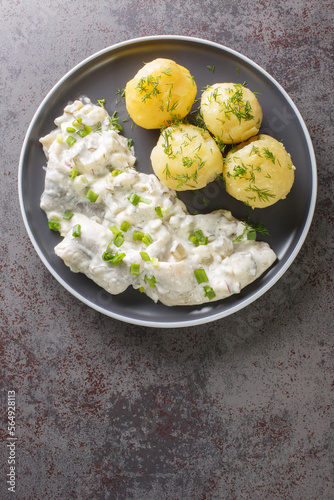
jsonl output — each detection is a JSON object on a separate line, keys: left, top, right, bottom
{"left": 204, "top": 285, "right": 216, "bottom": 300}
{"left": 108, "top": 111, "right": 123, "bottom": 132}
{"left": 48, "top": 220, "right": 60, "bottom": 232}
{"left": 72, "top": 224, "right": 81, "bottom": 237}
{"left": 262, "top": 147, "right": 276, "bottom": 163}
{"left": 194, "top": 269, "right": 209, "bottom": 284}
{"left": 97, "top": 99, "right": 106, "bottom": 109}
{"left": 234, "top": 219, "right": 270, "bottom": 242}
{"left": 86, "top": 189, "right": 99, "bottom": 203}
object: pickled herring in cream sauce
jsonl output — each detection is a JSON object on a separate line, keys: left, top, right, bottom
{"left": 40, "top": 99, "right": 276, "bottom": 306}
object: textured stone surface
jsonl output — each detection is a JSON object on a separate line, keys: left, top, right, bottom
{"left": 1, "top": 0, "right": 333, "bottom": 498}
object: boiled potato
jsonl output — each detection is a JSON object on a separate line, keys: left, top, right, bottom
{"left": 201, "top": 83, "right": 263, "bottom": 144}
{"left": 150, "top": 123, "right": 224, "bottom": 191}
{"left": 223, "top": 134, "right": 295, "bottom": 208}
{"left": 125, "top": 58, "right": 197, "bottom": 129}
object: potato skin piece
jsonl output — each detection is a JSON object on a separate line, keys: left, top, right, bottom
{"left": 125, "top": 58, "right": 197, "bottom": 129}
{"left": 223, "top": 134, "right": 296, "bottom": 208}
{"left": 201, "top": 83, "right": 263, "bottom": 144}
{"left": 151, "top": 123, "right": 224, "bottom": 191}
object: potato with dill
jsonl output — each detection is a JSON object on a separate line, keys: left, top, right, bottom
{"left": 150, "top": 123, "right": 224, "bottom": 191}
{"left": 223, "top": 134, "right": 296, "bottom": 208}
{"left": 125, "top": 58, "right": 197, "bottom": 129}
{"left": 200, "top": 83, "right": 263, "bottom": 144}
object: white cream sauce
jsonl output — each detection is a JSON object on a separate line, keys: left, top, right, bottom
{"left": 40, "top": 99, "right": 276, "bottom": 306}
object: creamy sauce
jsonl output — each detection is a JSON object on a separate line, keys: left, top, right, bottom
{"left": 40, "top": 99, "right": 276, "bottom": 306}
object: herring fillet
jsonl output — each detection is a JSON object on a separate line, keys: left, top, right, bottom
{"left": 54, "top": 211, "right": 276, "bottom": 306}
{"left": 40, "top": 99, "right": 277, "bottom": 306}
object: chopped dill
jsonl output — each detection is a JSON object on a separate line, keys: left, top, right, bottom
{"left": 250, "top": 145, "right": 261, "bottom": 156}
{"left": 215, "top": 173, "right": 225, "bottom": 183}
{"left": 245, "top": 185, "right": 276, "bottom": 203}
{"left": 162, "top": 129, "right": 175, "bottom": 158}
{"left": 229, "top": 162, "right": 248, "bottom": 178}
{"left": 136, "top": 75, "right": 161, "bottom": 102}
{"left": 163, "top": 163, "right": 171, "bottom": 180}
{"left": 174, "top": 172, "right": 197, "bottom": 189}
{"left": 234, "top": 218, "right": 270, "bottom": 242}
{"left": 207, "top": 84, "right": 255, "bottom": 125}
{"left": 182, "top": 156, "right": 194, "bottom": 168}
{"left": 97, "top": 99, "right": 106, "bottom": 109}
{"left": 116, "top": 88, "right": 126, "bottom": 98}
{"left": 214, "top": 136, "right": 227, "bottom": 155}
{"left": 94, "top": 121, "right": 102, "bottom": 134}
{"left": 262, "top": 147, "right": 276, "bottom": 163}
{"left": 108, "top": 111, "right": 123, "bottom": 132}
{"left": 161, "top": 67, "right": 172, "bottom": 76}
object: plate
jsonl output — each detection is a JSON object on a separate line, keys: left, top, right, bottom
{"left": 18, "top": 36, "right": 317, "bottom": 328}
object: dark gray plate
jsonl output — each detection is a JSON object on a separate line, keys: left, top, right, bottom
{"left": 19, "top": 36, "right": 317, "bottom": 328}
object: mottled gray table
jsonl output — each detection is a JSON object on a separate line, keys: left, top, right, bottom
{"left": 1, "top": 1, "right": 333, "bottom": 499}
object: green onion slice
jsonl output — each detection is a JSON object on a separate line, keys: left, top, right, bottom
{"left": 66, "top": 127, "right": 76, "bottom": 133}
{"left": 48, "top": 220, "right": 60, "bottom": 232}
{"left": 109, "top": 226, "right": 122, "bottom": 236}
{"left": 195, "top": 230, "right": 208, "bottom": 245}
{"left": 111, "top": 252, "right": 126, "bottom": 264}
{"left": 120, "top": 221, "right": 131, "bottom": 232}
{"left": 194, "top": 268, "right": 209, "bottom": 284}
{"left": 133, "top": 231, "right": 144, "bottom": 241}
{"left": 102, "top": 250, "right": 126, "bottom": 264}
{"left": 114, "top": 234, "right": 124, "bottom": 247}
{"left": 142, "top": 233, "right": 153, "bottom": 246}
{"left": 111, "top": 169, "right": 122, "bottom": 177}
{"left": 72, "top": 224, "right": 81, "bottom": 237}
{"left": 69, "top": 169, "right": 78, "bottom": 179}
{"left": 76, "top": 124, "right": 92, "bottom": 138}
{"left": 247, "top": 230, "right": 256, "bottom": 241}
{"left": 72, "top": 117, "right": 82, "bottom": 126}
{"left": 130, "top": 263, "right": 140, "bottom": 275}
{"left": 144, "top": 275, "right": 157, "bottom": 288}
{"left": 139, "top": 197, "right": 152, "bottom": 205}
{"left": 155, "top": 206, "right": 163, "bottom": 218}
{"left": 102, "top": 251, "right": 114, "bottom": 262}
{"left": 66, "top": 136, "right": 77, "bottom": 147}
{"left": 194, "top": 229, "right": 204, "bottom": 240}
{"left": 189, "top": 229, "right": 208, "bottom": 246}
{"left": 63, "top": 211, "right": 74, "bottom": 220}
{"left": 140, "top": 252, "right": 151, "bottom": 262}
{"left": 189, "top": 235, "right": 198, "bottom": 245}
{"left": 128, "top": 193, "right": 141, "bottom": 206}
{"left": 127, "top": 193, "right": 152, "bottom": 206}
{"left": 86, "top": 189, "right": 99, "bottom": 203}
{"left": 204, "top": 286, "right": 216, "bottom": 300}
